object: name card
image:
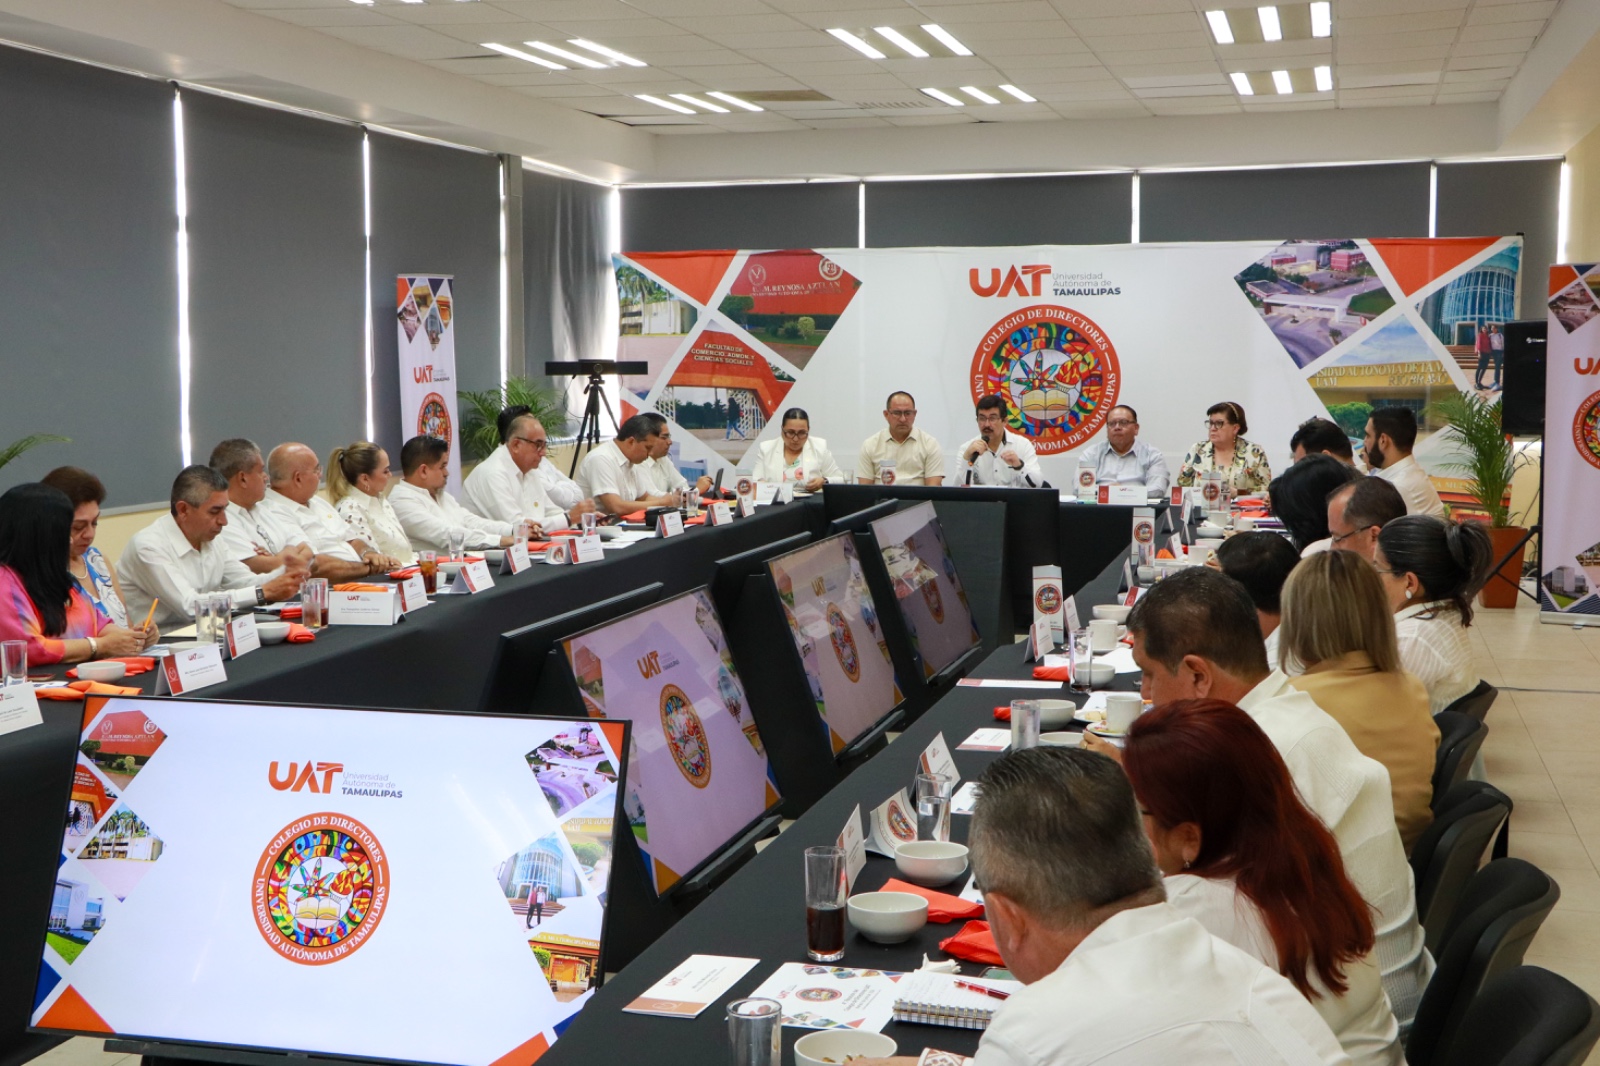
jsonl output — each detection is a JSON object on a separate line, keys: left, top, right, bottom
{"left": 1029, "top": 617, "right": 1055, "bottom": 662}
{"left": 1098, "top": 483, "right": 1145, "bottom": 505}
{"left": 866, "top": 788, "right": 916, "bottom": 857}
{"left": 1031, "top": 564, "right": 1064, "bottom": 645}
{"left": 736, "top": 497, "right": 757, "bottom": 519}
{"left": 919, "top": 731, "right": 959, "bottom": 785}
{"left": 460, "top": 558, "right": 495, "bottom": 591}
{"left": 329, "top": 588, "right": 402, "bottom": 625}
{"left": 837, "top": 805, "right": 867, "bottom": 890}
{"left": 501, "top": 539, "right": 531, "bottom": 574}
{"left": 775, "top": 481, "right": 795, "bottom": 504}
{"left": 655, "top": 510, "right": 685, "bottom": 538}
{"left": 1063, "top": 594, "right": 1082, "bottom": 634}
{"left": 573, "top": 534, "right": 605, "bottom": 564}
{"left": 1076, "top": 461, "right": 1097, "bottom": 502}
{"left": 706, "top": 501, "right": 733, "bottom": 526}
{"left": 1171, "top": 485, "right": 1184, "bottom": 508}
{"left": 734, "top": 476, "right": 756, "bottom": 500}
{"left": 398, "top": 574, "right": 429, "bottom": 613}
{"left": 754, "top": 482, "right": 780, "bottom": 505}
{"left": 547, "top": 541, "right": 572, "bottom": 565}
{"left": 0, "top": 685, "right": 43, "bottom": 738}
{"left": 156, "top": 644, "right": 227, "bottom": 695}
{"left": 226, "top": 614, "right": 260, "bottom": 659}
{"left": 1131, "top": 507, "right": 1156, "bottom": 565}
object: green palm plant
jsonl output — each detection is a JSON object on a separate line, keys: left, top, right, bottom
{"left": 0, "top": 433, "right": 69, "bottom": 473}
{"left": 1427, "top": 392, "right": 1527, "bottom": 528}
{"left": 458, "top": 378, "right": 572, "bottom": 462}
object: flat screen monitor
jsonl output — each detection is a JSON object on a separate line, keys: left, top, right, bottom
{"left": 561, "top": 589, "right": 782, "bottom": 897}
{"left": 767, "top": 533, "right": 904, "bottom": 753}
{"left": 869, "top": 500, "right": 982, "bottom": 680}
{"left": 33, "top": 696, "right": 629, "bottom": 1066}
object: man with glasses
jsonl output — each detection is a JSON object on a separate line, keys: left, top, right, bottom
{"left": 636, "top": 413, "right": 714, "bottom": 499}
{"left": 855, "top": 390, "right": 945, "bottom": 486}
{"left": 1325, "top": 478, "right": 1406, "bottom": 563}
{"left": 1078, "top": 404, "right": 1170, "bottom": 496}
{"left": 959, "top": 394, "right": 1042, "bottom": 487}
{"left": 463, "top": 414, "right": 594, "bottom": 530}
{"left": 576, "top": 414, "right": 684, "bottom": 516}
{"left": 257, "top": 443, "right": 397, "bottom": 579}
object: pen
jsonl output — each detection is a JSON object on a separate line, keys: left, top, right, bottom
{"left": 954, "top": 980, "right": 1010, "bottom": 1000}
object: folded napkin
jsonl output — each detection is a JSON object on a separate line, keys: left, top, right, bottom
{"left": 1032, "top": 664, "right": 1072, "bottom": 682}
{"left": 622, "top": 510, "right": 646, "bottom": 523}
{"left": 279, "top": 605, "right": 303, "bottom": 621}
{"left": 549, "top": 530, "right": 581, "bottom": 538}
{"left": 528, "top": 541, "right": 553, "bottom": 551}
{"left": 1155, "top": 548, "right": 1175, "bottom": 559}
{"left": 38, "top": 679, "right": 143, "bottom": 700}
{"left": 66, "top": 656, "right": 155, "bottom": 680}
{"left": 387, "top": 566, "right": 420, "bottom": 579}
{"left": 286, "top": 623, "right": 316, "bottom": 643}
{"left": 881, "top": 878, "right": 984, "bottom": 922}
{"left": 939, "top": 921, "right": 1004, "bottom": 965}
{"left": 993, "top": 705, "right": 1011, "bottom": 722}
{"left": 332, "top": 583, "right": 389, "bottom": 593}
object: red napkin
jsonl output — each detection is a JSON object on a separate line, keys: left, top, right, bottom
{"left": 1032, "top": 665, "right": 1071, "bottom": 682}
{"left": 684, "top": 515, "right": 706, "bottom": 527}
{"left": 387, "top": 566, "right": 420, "bottom": 579}
{"left": 622, "top": 510, "right": 646, "bottom": 523}
{"left": 37, "top": 680, "right": 143, "bottom": 700}
{"left": 939, "top": 921, "right": 1004, "bottom": 965}
{"left": 1155, "top": 548, "right": 1175, "bottom": 559}
{"left": 881, "top": 878, "right": 983, "bottom": 922}
{"left": 528, "top": 541, "right": 553, "bottom": 551}
{"left": 332, "top": 583, "right": 388, "bottom": 593}
{"left": 286, "top": 623, "right": 317, "bottom": 643}
{"left": 279, "top": 605, "right": 303, "bottom": 621}
{"left": 550, "top": 530, "right": 581, "bottom": 538}
{"left": 993, "top": 705, "right": 1011, "bottom": 722}
{"left": 66, "top": 656, "right": 155, "bottom": 680}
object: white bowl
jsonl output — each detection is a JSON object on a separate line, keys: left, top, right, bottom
{"left": 1039, "top": 731, "right": 1084, "bottom": 747}
{"left": 1036, "top": 699, "right": 1077, "bottom": 729}
{"left": 1193, "top": 538, "right": 1224, "bottom": 555}
{"left": 77, "top": 661, "right": 126, "bottom": 682}
{"left": 256, "top": 621, "right": 291, "bottom": 645}
{"left": 1235, "top": 517, "right": 1257, "bottom": 532}
{"left": 1082, "top": 662, "right": 1115, "bottom": 687}
{"left": 482, "top": 549, "right": 506, "bottom": 565}
{"left": 1196, "top": 523, "right": 1227, "bottom": 539}
{"left": 1092, "top": 604, "right": 1132, "bottom": 623}
{"left": 894, "top": 841, "right": 969, "bottom": 887}
{"left": 847, "top": 891, "right": 928, "bottom": 944}
{"left": 1205, "top": 510, "right": 1231, "bottom": 527}
{"left": 795, "top": 1030, "right": 897, "bottom": 1066}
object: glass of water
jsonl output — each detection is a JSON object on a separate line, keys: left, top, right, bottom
{"left": 1, "top": 640, "right": 26, "bottom": 687}
{"left": 915, "top": 772, "right": 954, "bottom": 842}
{"left": 447, "top": 529, "right": 466, "bottom": 561}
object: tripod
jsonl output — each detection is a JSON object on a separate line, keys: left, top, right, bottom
{"left": 568, "top": 367, "right": 619, "bottom": 477}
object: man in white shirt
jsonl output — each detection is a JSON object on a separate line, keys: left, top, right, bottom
{"left": 492, "top": 403, "right": 587, "bottom": 510}
{"left": 120, "top": 466, "right": 305, "bottom": 628}
{"left": 1325, "top": 478, "right": 1406, "bottom": 563}
{"left": 576, "top": 414, "right": 682, "bottom": 516}
{"left": 390, "top": 435, "right": 518, "bottom": 552}
{"left": 856, "top": 391, "right": 945, "bottom": 485}
{"left": 1078, "top": 404, "right": 1171, "bottom": 495}
{"left": 1115, "top": 568, "right": 1432, "bottom": 1029}
{"left": 1363, "top": 409, "right": 1445, "bottom": 518}
{"left": 257, "top": 444, "right": 399, "bottom": 579}
{"left": 463, "top": 415, "right": 594, "bottom": 532}
{"left": 960, "top": 395, "right": 1042, "bottom": 487}
{"left": 208, "top": 438, "right": 322, "bottom": 577}
{"left": 636, "top": 413, "right": 713, "bottom": 498}
{"left": 949, "top": 747, "right": 1347, "bottom": 1066}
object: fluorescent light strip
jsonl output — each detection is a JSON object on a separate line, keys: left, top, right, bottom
{"left": 921, "top": 24, "right": 972, "bottom": 57}
{"left": 525, "top": 41, "right": 607, "bottom": 69}
{"left": 1310, "top": 2, "right": 1332, "bottom": 38}
{"left": 1230, "top": 72, "right": 1254, "bottom": 96}
{"left": 361, "top": 132, "right": 374, "bottom": 442}
{"left": 1428, "top": 163, "right": 1438, "bottom": 239}
{"left": 1204, "top": 10, "right": 1234, "bottom": 45}
{"left": 1559, "top": 161, "right": 1572, "bottom": 263}
{"left": 347, "top": 0, "right": 374, "bottom": 5}
{"left": 961, "top": 86, "right": 1000, "bottom": 104}
{"left": 827, "top": 28, "right": 886, "bottom": 59}
{"left": 858, "top": 181, "right": 866, "bottom": 249}
{"left": 706, "top": 91, "right": 763, "bottom": 112}
{"left": 1272, "top": 69, "right": 1292, "bottom": 94}
{"left": 173, "top": 90, "right": 193, "bottom": 467}
{"left": 636, "top": 94, "right": 696, "bottom": 115}
{"left": 568, "top": 39, "right": 647, "bottom": 67}
{"left": 498, "top": 162, "right": 508, "bottom": 388}
{"left": 482, "top": 43, "right": 564, "bottom": 70}
{"left": 920, "top": 87, "right": 965, "bottom": 107}
{"left": 998, "top": 84, "right": 1036, "bottom": 103}
{"left": 1314, "top": 65, "right": 1332, "bottom": 92}
{"left": 874, "top": 27, "right": 928, "bottom": 57}
{"left": 670, "top": 93, "right": 730, "bottom": 113}
{"left": 1130, "top": 172, "right": 1141, "bottom": 244}
{"left": 1258, "top": 6, "right": 1282, "bottom": 42}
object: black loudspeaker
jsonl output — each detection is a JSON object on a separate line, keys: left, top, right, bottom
{"left": 1500, "top": 320, "right": 1546, "bottom": 436}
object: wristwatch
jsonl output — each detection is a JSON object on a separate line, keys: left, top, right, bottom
{"left": 255, "top": 586, "right": 266, "bottom": 606}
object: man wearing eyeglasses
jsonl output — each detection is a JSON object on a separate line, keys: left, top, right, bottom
{"left": 960, "top": 394, "right": 1042, "bottom": 487}
{"left": 462, "top": 413, "right": 595, "bottom": 531}
{"left": 1325, "top": 478, "right": 1406, "bottom": 562}
{"left": 576, "top": 414, "right": 685, "bottom": 516}
{"left": 855, "top": 390, "right": 945, "bottom": 486}
{"left": 636, "top": 413, "right": 714, "bottom": 499}
{"left": 1077, "top": 405, "right": 1170, "bottom": 496}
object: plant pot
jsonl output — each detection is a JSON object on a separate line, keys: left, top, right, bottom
{"left": 1478, "top": 525, "right": 1528, "bottom": 609}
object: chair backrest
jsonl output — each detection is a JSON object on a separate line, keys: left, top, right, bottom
{"left": 1406, "top": 859, "right": 1561, "bottom": 1066}
{"left": 1411, "top": 781, "right": 1514, "bottom": 954}
{"left": 1439, "top": 965, "right": 1600, "bottom": 1066}
{"left": 1433, "top": 711, "right": 1489, "bottom": 801}
{"left": 1443, "top": 679, "right": 1499, "bottom": 724}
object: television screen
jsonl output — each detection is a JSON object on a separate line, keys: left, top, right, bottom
{"left": 768, "top": 533, "right": 904, "bottom": 752}
{"left": 562, "top": 589, "right": 782, "bottom": 896}
{"left": 35, "top": 696, "right": 628, "bottom": 1066}
{"left": 869, "top": 501, "right": 982, "bottom": 679}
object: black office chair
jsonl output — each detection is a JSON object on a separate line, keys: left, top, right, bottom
{"left": 1410, "top": 781, "right": 1513, "bottom": 954}
{"left": 1406, "top": 859, "right": 1562, "bottom": 1066}
{"left": 1433, "top": 711, "right": 1489, "bottom": 805}
{"left": 1438, "top": 966, "right": 1600, "bottom": 1066}
{"left": 1442, "top": 679, "right": 1499, "bottom": 725}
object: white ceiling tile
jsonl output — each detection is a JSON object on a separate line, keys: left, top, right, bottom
{"left": 982, "top": 36, "right": 1096, "bottom": 55}
{"left": 1447, "top": 53, "right": 1526, "bottom": 70}
{"left": 1431, "top": 91, "right": 1500, "bottom": 102}
{"left": 665, "top": 13, "right": 815, "bottom": 33}
{"left": 537, "top": 19, "right": 694, "bottom": 36}
{"left": 874, "top": 55, "right": 1012, "bottom": 73}
{"left": 1214, "top": 40, "right": 1332, "bottom": 61}
{"left": 798, "top": 74, "right": 915, "bottom": 91}
{"left": 507, "top": 80, "right": 611, "bottom": 96}
{"left": 1122, "top": 72, "right": 1226, "bottom": 88}
{"left": 1065, "top": 12, "right": 1203, "bottom": 35}
{"left": 800, "top": 116, "right": 895, "bottom": 127}
{"left": 316, "top": 24, "right": 477, "bottom": 60}
{"left": 1437, "top": 80, "right": 1509, "bottom": 93}
{"left": 1047, "top": 102, "right": 1151, "bottom": 117}
{"left": 781, "top": 8, "right": 923, "bottom": 28}
{"left": 380, "top": 4, "right": 519, "bottom": 25}
{"left": 255, "top": 7, "right": 399, "bottom": 28}
{"left": 569, "top": 66, "right": 702, "bottom": 84}
{"left": 1101, "top": 61, "right": 1222, "bottom": 79}
{"left": 763, "top": 0, "right": 929, "bottom": 10}
{"left": 759, "top": 58, "right": 885, "bottom": 74}
{"left": 470, "top": 70, "right": 581, "bottom": 86}
{"left": 912, "top": 2, "right": 1064, "bottom": 21}
{"left": 1338, "top": 11, "right": 1464, "bottom": 34}
{"left": 1130, "top": 83, "right": 1233, "bottom": 98}
{"left": 1457, "top": 20, "right": 1546, "bottom": 41}
{"left": 1466, "top": 1, "right": 1556, "bottom": 24}
{"left": 1084, "top": 31, "right": 1211, "bottom": 51}
{"left": 618, "top": 0, "right": 781, "bottom": 14}
{"left": 995, "top": 65, "right": 1119, "bottom": 83}
{"left": 1336, "top": 44, "right": 1453, "bottom": 65}
{"left": 1338, "top": 70, "right": 1442, "bottom": 88}
{"left": 1443, "top": 66, "right": 1520, "bottom": 81}
{"left": 881, "top": 113, "right": 980, "bottom": 126}
{"left": 1340, "top": 27, "right": 1459, "bottom": 49}
{"left": 489, "top": 1, "right": 646, "bottom": 18}
{"left": 1144, "top": 100, "right": 1243, "bottom": 115}
{"left": 946, "top": 19, "right": 1077, "bottom": 39}
{"left": 738, "top": 45, "right": 857, "bottom": 62}
{"left": 226, "top": 0, "right": 356, "bottom": 8}
{"left": 1095, "top": 46, "right": 1220, "bottom": 66}
{"left": 702, "top": 30, "right": 834, "bottom": 47}
{"left": 1046, "top": 0, "right": 1191, "bottom": 14}
{"left": 1334, "top": 0, "right": 1465, "bottom": 14}
{"left": 1452, "top": 36, "right": 1536, "bottom": 56}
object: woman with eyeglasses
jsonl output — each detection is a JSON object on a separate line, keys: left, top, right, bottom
{"left": 1375, "top": 515, "right": 1492, "bottom": 714}
{"left": 752, "top": 408, "right": 845, "bottom": 492}
{"left": 327, "top": 441, "right": 416, "bottom": 567}
{"left": 39, "top": 466, "right": 135, "bottom": 631}
{"left": 1176, "top": 401, "right": 1273, "bottom": 496}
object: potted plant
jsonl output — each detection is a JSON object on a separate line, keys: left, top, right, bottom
{"left": 0, "top": 433, "right": 69, "bottom": 475}
{"left": 457, "top": 378, "right": 572, "bottom": 463}
{"left": 1428, "top": 392, "right": 1532, "bottom": 609}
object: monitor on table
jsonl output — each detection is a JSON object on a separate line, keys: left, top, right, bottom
{"left": 559, "top": 588, "right": 783, "bottom": 897}
{"left": 34, "top": 696, "right": 629, "bottom": 1066}
{"left": 868, "top": 500, "right": 982, "bottom": 681}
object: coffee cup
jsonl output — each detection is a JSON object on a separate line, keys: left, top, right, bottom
{"left": 1105, "top": 693, "right": 1143, "bottom": 734}
{"left": 1206, "top": 510, "right": 1230, "bottom": 528}
{"left": 1088, "top": 618, "right": 1119, "bottom": 653}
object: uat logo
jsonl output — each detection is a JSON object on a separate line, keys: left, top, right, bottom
{"left": 270, "top": 760, "right": 344, "bottom": 793}
{"left": 411, "top": 365, "right": 434, "bottom": 384}
{"left": 971, "top": 265, "right": 1051, "bottom": 298}
{"left": 637, "top": 650, "right": 663, "bottom": 679}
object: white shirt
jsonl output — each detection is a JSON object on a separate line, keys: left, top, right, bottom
{"left": 1165, "top": 875, "right": 1402, "bottom": 1066}
{"left": 856, "top": 426, "right": 945, "bottom": 485}
{"left": 975, "top": 902, "right": 1349, "bottom": 1066}
{"left": 1373, "top": 457, "right": 1445, "bottom": 519}
{"left": 960, "top": 431, "right": 1043, "bottom": 488}
{"left": 1237, "top": 672, "right": 1433, "bottom": 1029}
{"left": 752, "top": 437, "right": 846, "bottom": 485}
{"left": 1302, "top": 537, "right": 1333, "bottom": 557}
{"left": 335, "top": 491, "right": 415, "bottom": 566}
{"left": 639, "top": 455, "right": 690, "bottom": 496}
{"left": 1394, "top": 602, "right": 1477, "bottom": 715}
{"left": 215, "top": 500, "right": 303, "bottom": 563}
{"left": 387, "top": 479, "right": 510, "bottom": 552}
{"left": 118, "top": 513, "right": 261, "bottom": 628}
{"left": 537, "top": 461, "right": 586, "bottom": 510}
{"left": 1080, "top": 438, "right": 1171, "bottom": 496}
{"left": 460, "top": 445, "right": 569, "bottom": 528}
{"left": 258, "top": 490, "right": 362, "bottom": 563}
{"left": 577, "top": 440, "right": 646, "bottom": 507}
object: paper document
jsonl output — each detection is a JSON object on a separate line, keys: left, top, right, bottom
{"left": 744, "top": 963, "right": 906, "bottom": 1032}
{"left": 623, "top": 954, "right": 760, "bottom": 1019}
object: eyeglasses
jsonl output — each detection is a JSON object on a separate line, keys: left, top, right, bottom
{"left": 1206, "top": 419, "right": 1232, "bottom": 429}
{"left": 976, "top": 414, "right": 1004, "bottom": 424}
{"left": 782, "top": 428, "right": 809, "bottom": 439}
{"left": 512, "top": 436, "right": 549, "bottom": 450}
{"left": 1330, "top": 525, "right": 1375, "bottom": 546}
{"left": 1106, "top": 419, "right": 1136, "bottom": 428}
{"left": 887, "top": 409, "right": 917, "bottom": 418}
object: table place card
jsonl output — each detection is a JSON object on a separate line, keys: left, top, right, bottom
{"left": 1131, "top": 507, "right": 1156, "bottom": 566}
{"left": 1120, "top": 558, "right": 1133, "bottom": 592}
{"left": 1122, "top": 585, "right": 1144, "bottom": 608}
{"left": 1028, "top": 617, "right": 1054, "bottom": 662}
{"left": 775, "top": 481, "right": 794, "bottom": 504}
{"left": 954, "top": 678, "right": 1062, "bottom": 689}
{"left": 918, "top": 731, "right": 959, "bottom": 785}
{"left": 655, "top": 510, "right": 685, "bottom": 538}
{"left": 706, "top": 501, "right": 733, "bottom": 526}
{"left": 736, "top": 496, "right": 757, "bottom": 518}
{"left": 866, "top": 788, "right": 916, "bottom": 856}
{"left": 1168, "top": 532, "right": 1185, "bottom": 556}
{"left": 1075, "top": 461, "right": 1097, "bottom": 502}
{"left": 622, "top": 954, "right": 761, "bottom": 1019}
{"left": 1171, "top": 485, "right": 1184, "bottom": 508}
{"left": 546, "top": 541, "right": 572, "bottom": 565}
{"left": 461, "top": 557, "right": 496, "bottom": 590}
{"left": 573, "top": 534, "right": 606, "bottom": 564}
{"left": 397, "top": 574, "right": 429, "bottom": 613}
{"left": 919, "top": 1050, "right": 976, "bottom": 1066}
{"left": 1031, "top": 564, "right": 1064, "bottom": 646}
{"left": 951, "top": 780, "right": 983, "bottom": 815}
{"left": 956, "top": 729, "right": 1009, "bottom": 754}
{"left": 1041, "top": 652, "right": 1073, "bottom": 670}
{"left": 501, "top": 539, "right": 531, "bottom": 574}
{"left": 838, "top": 804, "right": 867, "bottom": 889}
{"left": 0, "top": 685, "right": 43, "bottom": 738}
{"left": 754, "top": 481, "right": 780, "bottom": 505}
{"left": 156, "top": 644, "right": 227, "bottom": 695}
{"left": 1100, "top": 483, "right": 1145, "bottom": 505}
{"left": 329, "top": 589, "right": 402, "bottom": 625}
{"left": 1063, "top": 594, "right": 1082, "bottom": 634}
{"left": 225, "top": 614, "right": 260, "bottom": 659}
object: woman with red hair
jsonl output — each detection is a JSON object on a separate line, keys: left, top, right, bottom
{"left": 1124, "top": 699, "right": 1402, "bottom": 1066}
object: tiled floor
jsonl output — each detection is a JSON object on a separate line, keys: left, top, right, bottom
{"left": 25, "top": 591, "right": 1600, "bottom": 1066}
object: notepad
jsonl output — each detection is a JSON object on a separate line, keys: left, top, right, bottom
{"left": 891, "top": 972, "right": 1021, "bottom": 1030}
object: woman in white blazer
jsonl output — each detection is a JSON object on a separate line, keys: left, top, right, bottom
{"left": 751, "top": 408, "right": 845, "bottom": 492}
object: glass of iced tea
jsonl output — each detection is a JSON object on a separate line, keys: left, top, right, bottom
{"left": 417, "top": 550, "right": 438, "bottom": 595}
{"left": 804, "top": 846, "right": 847, "bottom": 962}
{"left": 301, "top": 578, "right": 328, "bottom": 629}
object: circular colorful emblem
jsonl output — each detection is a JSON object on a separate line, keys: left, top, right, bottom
{"left": 418, "top": 392, "right": 452, "bottom": 448}
{"left": 887, "top": 799, "right": 916, "bottom": 843}
{"left": 1035, "top": 583, "right": 1062, "bottom": 616}
{"left": 797, "top": 987, "right": 842, "bottom": 1002}
{"left": 1134, "top": 520, "right": 1155, "bottom": 545}
{"left": 826, "top": 603, "right": 862, "bottom": 683}
{"left": 252, "top": 813, "right": 388, "bottom": 965}
{"left": 818, "top": 257, "right": 843, "bottom": 282}
{"left": 970, "top": 304, "right": 1120, "bottom": 455}
{"left": 659, "top": 684, "right": 712, "bottom": 789}
{"left": 1574, "top": 390, "right": 1600, "bottom": 472}
{"left": 921, "top": 576, "right": 945, "bottom": 624}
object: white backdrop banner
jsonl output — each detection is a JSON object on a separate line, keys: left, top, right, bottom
{"left": 397, "top": 274, "right": 462, "bottom": 491}
{"left": 613, "top": 238, "right": 1520, "bottom": 506}
{"left": 1540, "top": 263, "right": 1600, "bottom": 621}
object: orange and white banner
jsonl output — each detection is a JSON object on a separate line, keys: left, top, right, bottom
{"left": 397, "top": 275, "right": 461, "bottom": 491}
{"left": 1541, "top": 264, "right": 1600, "bottom": 622}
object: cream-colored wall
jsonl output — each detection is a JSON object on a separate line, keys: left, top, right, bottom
{"left": 1567, "top": 124, "right": 1600, "bottom": 262}
{"left": 95, "top": 508, "right": 164, "bottom": 565}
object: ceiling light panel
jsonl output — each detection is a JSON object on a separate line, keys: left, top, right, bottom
{"left": 525, "top": 42, "right": 608, "bottom": 69}
{"left": 1314, "top": 65, "right": 1332, "bottom": 91}
{"left": 670, "top": 93, "right": 730, "bottom": 113}
{"left": 920, "top": 87, "right": 965, "bottom": 107}
{"left": 1205, "top": 10, "right": 1234, "bottom": 45}
{"left": 482, "top": 43, "right": 564, "bottom": 70}
{"left": 568, "top": 39, "right": 647, "bottom": 67}
{"left": 827, "top": 28, "right": 886, "bottom": 59}
{"left": 998, "top": 84, "right": 1037, "bottom": 103}
{"left": 961, "top": 86, "right": 1000, "bottom": 104}
{"left": 706, "top": 91, "right": 763, "bottom": 112}
{"left": 1271, "top": 68, "right": 1293, "bottom": 93}
{"left": 874, "top": 27, "right": 928, "bottom": 58}
{"left": 1259, "top": 7, "right": 1283, "bottom": 42}
{"left": 1310, "top": 2, "right": 1331, "bottom": 38}
{"left": 636, "top": 94, "right": 696, "bottom": 115}
{"left": 921, "top": 25, "right": 974, "bottom": 57}
{"left": 1230, "top": 71, "right": 1255, "bottom": 95}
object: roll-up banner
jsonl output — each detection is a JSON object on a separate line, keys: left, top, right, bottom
{"left": 612, "top": 239, "right": 1521, "bottom": 512}
{"left": 397, "top": 275, "right": 462, "bottom": 491}
{"left": 1539, "top": 264, "right": 1600, "bottom": 625}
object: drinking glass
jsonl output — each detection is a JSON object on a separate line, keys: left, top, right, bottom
{"left": 1069, "top": 628, "right": 1092, "bottom": 692}
{"left": 301, "top": 578, "right": 328, "bottom": 629}
{"left": 726, "top": 998, "right": 782, "bottom": 1066}
{"left": 1010, "top": 700, "right": 1041, "bottom": 752}
{"left": 915, "top": 772, "right": 954, "bottom": 843}
{"left": 416, "top": 550, "right": 438, "bottom": 595}
{"left": 803, "top": 846, "right": 847, "bottom": 962}
{"left": 208, "top": 593, "right": 232, "bottom": 652}
{"left": 580, "top": 511, "right": 598, "bottom": 536}
{"left": 447, "top": 529, "right": 466, "bottom": 562}
{"left": 1, "top": 640, "right": 26, "bottom": 687}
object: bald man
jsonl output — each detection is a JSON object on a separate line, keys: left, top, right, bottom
{"left": 256, "top": 443, "right": 400, "bottom": 579}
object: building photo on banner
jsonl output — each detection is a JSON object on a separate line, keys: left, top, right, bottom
{"left": 1542, "top": 262, "right": 1600, "bottom": 624}
{"left": 611, "top": 238, "right": 1521, "bottom": 510}
{"left": 398, "top": 274, "right": 462, "bottom": 492}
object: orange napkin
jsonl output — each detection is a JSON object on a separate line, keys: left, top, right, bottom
{"left": 286, "top": 623, "right": 316, "bottom": 643}
{"left": 387, "top": 566, "right": 420, "bottom": 579}
{"left": 622, "top": 510, "right": 646, "bottom": 523}
{"left": 66, "top": 656, "right": 155, "bottom": 679}
{"left": 1155, "top": 548, "right": 1175, "bottom": 559}
{"left": 529, "top": 541, "right": 553, "bottom": 551}
{"left": 332, "top": 583, "right": 388, "bottom": 593}
{"left": 684, "top": 515, "right": 706, "bottom": 527}
{"left": 881, "top": 878, "right": 984, "bottom": 922}
{"left": 939, "top": 921, "right": 1004, "bottom": 965}
{"left": 279, "top": 605, "right": 302, "bottom": 620}
{"left": 993, "top": 706, "right": 1011, "bottom": 722}
{"left": 1032, "top": 665, "right": 1071, "bottom": 682}
{"left": 37, "top": 680, "right": 143, "bottom": 700}
{"left": 549, "top": 530, "right": 581, "bottom": 538}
